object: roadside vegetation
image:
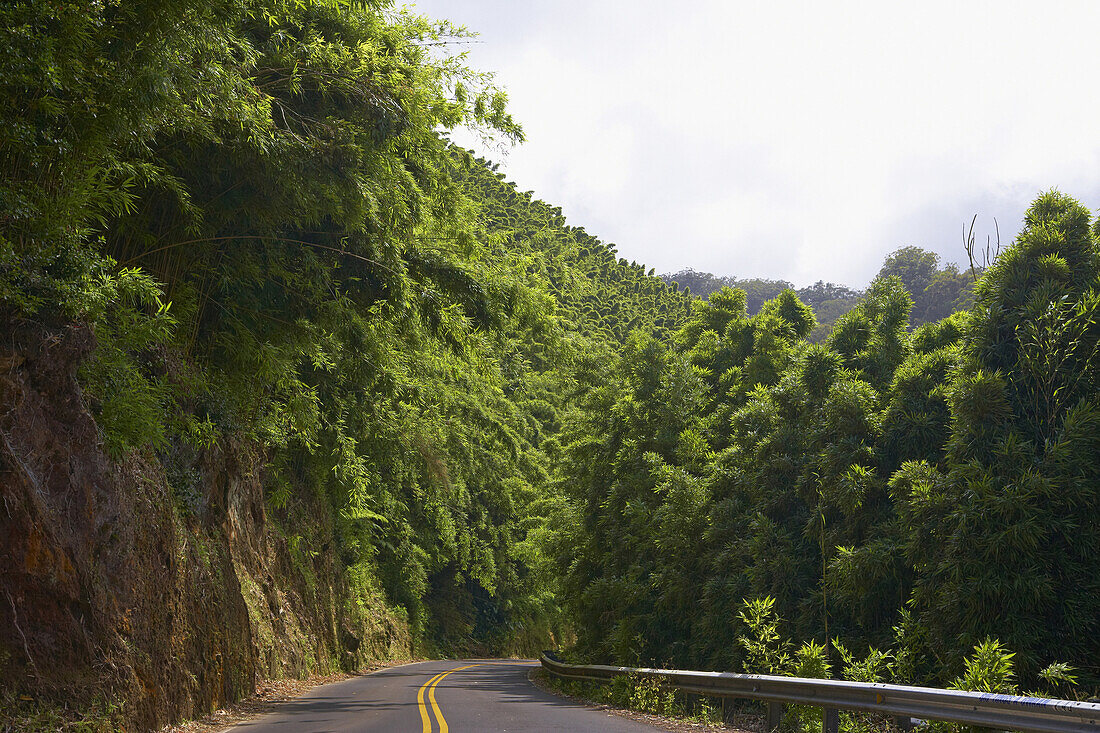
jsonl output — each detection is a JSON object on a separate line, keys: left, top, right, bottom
{"left": 535, "top": 669, "right": 735, "bottom": 730}
{"left": 538, "top": 599, "right": 1084, "bottom": 733}
{"left": 2, "top": 0, "right": 1098, "bottom": 729}
{"left": 556, "top": 192, "right": 1100, "bottom": 697}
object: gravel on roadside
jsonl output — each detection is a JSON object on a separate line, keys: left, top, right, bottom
{"left": 159, "top": 659, "right": 421, "bottom": 733}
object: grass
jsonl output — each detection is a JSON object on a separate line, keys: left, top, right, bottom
{"left": 0, "top": 690, "right": 124, "bottom": 733}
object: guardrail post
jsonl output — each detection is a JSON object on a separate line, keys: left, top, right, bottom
{"left": 893, "top": 715, "right": 914, "bottom": 731}
{"left": 766, "top": 701, "right": 783, "bottom": 730}
{"left": 822, "top": 707, "right": 839, "bottom": 733}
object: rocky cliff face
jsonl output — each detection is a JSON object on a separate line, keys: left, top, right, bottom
{"left": 0, "top": 321, "right": 409, "bottom": 731}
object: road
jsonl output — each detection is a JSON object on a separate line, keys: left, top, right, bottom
{"left": 231, "top": 659, "right": 668, "bottom": 732}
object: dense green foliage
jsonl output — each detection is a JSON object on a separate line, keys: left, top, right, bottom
{"left": 661, "top": 270, "right": 795, "bottom": 312}
{"left": 665, "top": 245, "right": 975, "bottom": 342}
{"left": 874, "top": 245, "right": 976, "bottom": 327}
{"left": 456, "top": 158, "right": 691, "bottom": 344}
{"left": 0, "top": 0, "right": 688, "bottom": 655}
{"left": 4, "top": 0, "right": 1097, "bottom": 705}
{"left": 661, "top": 270, "right": 864, "bottom": 343}
{"left": 563, "top": 193, "right": 1100, "bottom": 690}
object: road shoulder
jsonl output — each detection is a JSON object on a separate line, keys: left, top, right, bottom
{"left": 158, "top": 659, "right": 422, "bottom": 733}
{"left": 526, "top": 667, "right": 761, "bottom": 733}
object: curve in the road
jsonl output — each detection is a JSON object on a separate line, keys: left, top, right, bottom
{"left": 418, "top": 663, "right": 480, "bottom": 732}
{"left": 232, "top": 659, "right": 667, "bottom": 732}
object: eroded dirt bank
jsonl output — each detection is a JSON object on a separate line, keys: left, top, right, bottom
{"left": 0, "top": 320, "right": 410, "bottom": 731}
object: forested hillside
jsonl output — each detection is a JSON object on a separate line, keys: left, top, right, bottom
{"left": 2, "top": 1, "right": 1098, "bottom": 730}
{"left": 561, "top": 192, "right": 1100, "bottom": 692}
{"left": 0, "top": 1, "right": 687, "bottom": 729}
{"left": 664, "top": 244, "right": 975, "bottom": 340}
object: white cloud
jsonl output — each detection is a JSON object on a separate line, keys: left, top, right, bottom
{"left": 413, "top": 0, "right": 1100, "bottom": 287}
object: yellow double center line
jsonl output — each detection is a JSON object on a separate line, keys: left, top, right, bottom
{"left": 417, "top": 664, "right": 480, "bottom": 733}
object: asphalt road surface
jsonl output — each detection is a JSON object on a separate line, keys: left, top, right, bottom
{"left": 231, "top": 659, "right": 668, "bottom": 732}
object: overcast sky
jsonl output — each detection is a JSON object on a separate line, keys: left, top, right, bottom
{"left": 409, "top": 1, "right": 1100, "bottom": 288}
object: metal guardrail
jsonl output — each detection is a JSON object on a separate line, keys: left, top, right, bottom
{"left": 540, "top": 653, "right": 1100, "bottom": 733}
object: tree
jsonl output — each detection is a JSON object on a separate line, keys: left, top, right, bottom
{"left": 875, "top": 247, "right": 974, "bottom": 327}
{"left": 904, "top": 191, "right": 1100, "bottom": 677}
{"left": 877, "top": 247, "right": 940, "bottom": 301}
